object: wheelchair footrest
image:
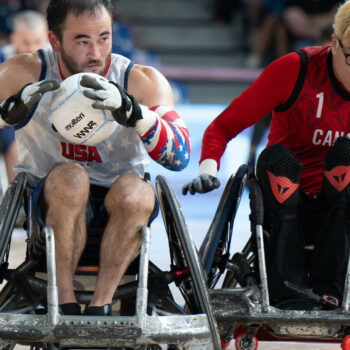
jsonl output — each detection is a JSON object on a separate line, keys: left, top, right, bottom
{"left": 54, "top": 324, "right": 142, "bottom": 348}
{"left": 0, "top": 326, "right": 47, "bottom": 341}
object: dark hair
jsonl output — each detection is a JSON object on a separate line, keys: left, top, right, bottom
{"left": 319, "top": 23, "right": 334, "bottom": 45}
{"left": 47, "top": 0, "right": 114, "bottom": 40}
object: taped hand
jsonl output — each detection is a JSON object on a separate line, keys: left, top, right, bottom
{"left": 80, "top": 74, "right": 142, "bottom": 127}
{"left": 182, "top": 174, "right": 220, "bottom": 195}
{"left": 0, "top": 79, "right": 60, "bottom": 125}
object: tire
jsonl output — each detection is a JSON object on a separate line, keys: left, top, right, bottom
{"left": 199, "top": 164, "right": 248, "bottom": 288}
{"left": 155, "top": 175, "right": 221, "bottom": 350}
{"left": 0, "top": 173, "right": 27, "bottom": 273}
{"left": 0, "top": 173, "right": 35, "bottom": 314}
{"left": 235, "top": 333, "right": 258, "bottom": 350}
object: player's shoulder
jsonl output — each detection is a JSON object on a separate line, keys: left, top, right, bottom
{"left": 2, "top": 52, "right": 42, "bottom": 79}
{"left": 273, "top": 51, "right": 301, "bottom": 67}
{"left": 130, "top": 64, "right": 165, "bottom": 84}
{"left": 0, "top": 52, "right": 42, "bottom": 98}
{"left": 128, "top": 63, "right": 173, "bottom": 107}
{"left": 263, "top": 51, "right": 301, "bottom": 78}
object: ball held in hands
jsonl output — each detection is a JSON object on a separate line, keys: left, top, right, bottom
{"left": 80, "top": 74, "right": 142, "bottom": 127}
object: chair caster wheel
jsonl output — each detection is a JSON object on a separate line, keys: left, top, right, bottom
{"left": 221, "top": 340, "right": 231, "bottom": 349}
{"left": 235, "top": 333, "right": 258, "bottom": 350}
{"left": 342, "top": 335, "right": 350, "bottom": 350}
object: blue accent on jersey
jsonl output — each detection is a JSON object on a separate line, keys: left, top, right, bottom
{"left": 124, "top": 61, "right": 134, "bottom": 90}
{"left": 38, "top": 49, "right": 47, "bottom": 81}
{"left": 0, "top": 50, "right": 5, "bottom": 63}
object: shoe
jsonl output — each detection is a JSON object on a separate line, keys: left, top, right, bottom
{"left": 59, "top": 302, "right": 82, "bottom": 315}
{"left": 84, "top": 304, "right": 112, "bottom": 316}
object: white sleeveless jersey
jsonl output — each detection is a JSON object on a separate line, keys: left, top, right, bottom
{"left": 14, "top": 46, "right": 149, "bottom": 187}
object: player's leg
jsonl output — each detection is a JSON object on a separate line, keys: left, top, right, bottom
{"left": 38, "top": 162, "right": 89, "bottom": 313}
{"left": 310, "top": 136, "right": 350, "bottom": 302}
{"left": 256, "top": 144, "right": 308, "bottom": 306}
{"left": 86, "top": 173, "right": 155, "bottom": 314}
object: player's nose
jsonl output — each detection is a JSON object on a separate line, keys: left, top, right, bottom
{"left": 88, "top": 42, "right": 101, "bottom": 59}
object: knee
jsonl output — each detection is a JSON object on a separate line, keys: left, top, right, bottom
{"left": 324, "top": 137, "right": 350, "bottom": 170}
{"left": 323, "top": 137, "right": 350, "bottom": 196}
{"left": 45, "top": 163, "right": 89, "bottom": 205}
{"left": 104, "top": 176, "right": 154, "bottom": 218}
{"left": 256, "top": 144, "right": 302, "bottom": 208}
{"left": 257, "top": 144, "right": 302, "bottom": 183}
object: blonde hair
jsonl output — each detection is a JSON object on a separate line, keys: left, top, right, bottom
{"left": 334, "top": 1, "right": 350, "bottom": 40}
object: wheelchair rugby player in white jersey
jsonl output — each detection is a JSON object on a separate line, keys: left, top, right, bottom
{"left": 0, "top": 0, "right": 190, "bottom": 317}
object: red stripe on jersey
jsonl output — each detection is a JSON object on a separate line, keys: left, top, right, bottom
{"left": 103, "top": 56, "right": 112, "bottom": 77}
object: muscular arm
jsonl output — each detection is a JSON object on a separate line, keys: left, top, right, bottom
{"left": 127, "top": 65, "right": 190, "bottom": 171}
{"left": 199, "top": 52, "right": 301, "bottom": 175}
{"left": 0, "top": 53, "right": 41, "bottom": 101}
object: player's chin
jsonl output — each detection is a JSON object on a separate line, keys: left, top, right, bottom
{"left": 84, "top": 65, "right": 104, "bottom": 75}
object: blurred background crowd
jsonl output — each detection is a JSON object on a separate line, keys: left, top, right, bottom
{"left": 0, "top": 0, "right": 341, "bottom": 68}
{"left": 0, "top": 0, "right": 343, "bottom": 194}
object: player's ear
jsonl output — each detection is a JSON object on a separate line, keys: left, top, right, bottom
{"left": 331, "top": 34, "right": 338, "bottom": 55}
{"left": 9, "top": 33, "right": 15, "bottom": 45}
{"left": 48, "top": 31, "right": 61, "bottom": 52}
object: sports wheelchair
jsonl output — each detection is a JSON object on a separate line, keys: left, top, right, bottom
{"left": 195, "top": 164, "right": 350, "bottom": 350}
{"left": 0, "top": 171, "right": 222, "bottom": 349}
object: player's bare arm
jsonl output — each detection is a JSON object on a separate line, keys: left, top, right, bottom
{"left": 0, "top": 53, "right": 42, "bottom": 100}
{"left": 127, "top": 64, "right": 175, "bottom": 108}
{"left": 81, "top": 64, "right": 190, "bottom": 171}
{"left": 0, "top": 53, "right": 60, "bottom": 127}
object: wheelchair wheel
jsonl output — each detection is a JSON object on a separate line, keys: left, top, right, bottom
{"left": 235, "top": 333, "right": 258, "bottom": 350}
{"left": 155, "top": 175, "right": 221, "bottom": 350}
{"left": 199, "top": 164, "right": 248, "bottom": 288}
{"left": 0, "top": 173, "right": 27, "bottom": 273}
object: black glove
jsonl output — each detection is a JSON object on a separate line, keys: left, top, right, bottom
{"left": 182, "top": 174, "right": 220, "bottom": 195}
{"left": 0, "top": 80, "right": 60, "bottom": 125}
{"left": 80, "top": 74, "right": 142, "bottom": 127}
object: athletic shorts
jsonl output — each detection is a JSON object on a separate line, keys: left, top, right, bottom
{"left": 0, "top": 127, "right": 15, "bottom": 154}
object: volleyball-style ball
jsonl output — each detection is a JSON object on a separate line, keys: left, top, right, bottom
{"left": 50, "top": 72, "right": 118, "bottom": 145}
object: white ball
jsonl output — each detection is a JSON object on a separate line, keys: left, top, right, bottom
{"left": 50, "top": 72, "right": 118, "bottom": 145}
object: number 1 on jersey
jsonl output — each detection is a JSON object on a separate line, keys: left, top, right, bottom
{"left": 316, "top": 92, "right": 324, "bottom": 118}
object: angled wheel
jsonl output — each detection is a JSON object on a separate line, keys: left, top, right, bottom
{"left": 155, "top": 175, "right": 221, "bottom": 350}
{"left": 0, "top": 173, "right": 27, "bottom": 275}
{"left": 199, "top": 164, "right": 248, "bottom": 288}
{"left": 0, "top": 173, "right": 28, "bottom": 349}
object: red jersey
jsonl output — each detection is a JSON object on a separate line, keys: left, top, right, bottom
{"left": 200, "top": 46, "right": 350, "bottom": 194}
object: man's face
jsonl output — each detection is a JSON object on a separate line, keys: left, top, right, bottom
{"left": 11, "top": 23, "right": 48, "bottom": 54}
{"left": 55, "top": 7, "right": 113, "bottom": 76}
{"left": 332, "top": 35, "right": 350, "bottom": 88}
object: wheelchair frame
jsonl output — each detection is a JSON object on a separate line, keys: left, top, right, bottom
{"left": 197, "top": 164, "right": 350, "bottom": 349}
{"left": 0, "top": 173, "right": 221, "bottom": 349}
{"left": 2, "top": 164, "right": 350, "bottom": 350}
